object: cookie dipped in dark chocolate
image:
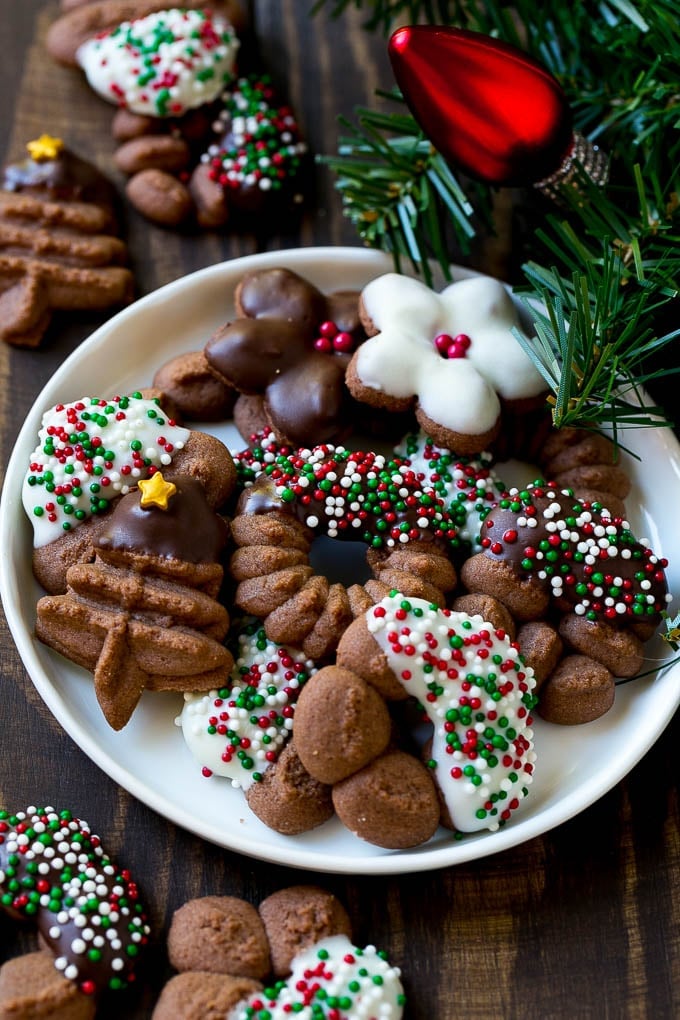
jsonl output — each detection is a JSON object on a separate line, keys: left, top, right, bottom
{"left": 95, "top": 475, "right": 228, "bottom": 564}
{"left": 0, "top": 806, "right": 150, "bottom": 996}
{"left": 236, "top": 446, "right": 460, "bottom": 553}
{"left": 479, "top": 482, "right": 670, "bottom": 627}
{"left": 3, "top": 140, "right": 116, "bottom": 209}
{"left": 205, "top": 267, "right": 369, "bottom": 447}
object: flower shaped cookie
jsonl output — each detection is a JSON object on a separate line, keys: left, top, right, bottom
{"left": 204, "top": 267, "right": 369, "bottom": 446}
{"left": 347, "top": 273, "right": 546, "bottom": 454}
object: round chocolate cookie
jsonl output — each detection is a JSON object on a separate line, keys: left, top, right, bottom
{"left": 167, "top": 897, "right": 270, "bottom": 979}
{"left": 151, "top": 972, "right": 262, "bottom": 1020}
{"left": 332, "top": 749, "right": 441, "bottom": 849}
{"left": 293, "top": 666, "right": 392, "bottom": 785}
{"left": 537, "top": 654, "right": 615, "bottom": 724}
{"left": 245, "top": 741, "right": 334, "bottom": 835}
{"left": 258, "top": 886, "right": 352, "bottom": 978}
{"left": 152, "top": 351, "right": 237, "bottom": 422}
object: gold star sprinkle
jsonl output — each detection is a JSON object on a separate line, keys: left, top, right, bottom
{"left": 138, "top": 472, "right": 177, "bottom": 510}
{"left": 26, "top": 135, "right": 64, "bottom": 162}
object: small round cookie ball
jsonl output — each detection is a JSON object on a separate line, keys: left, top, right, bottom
{"left": 126, "top": 168, "right": 194, "bottom": 227}
{"left": 293, "top": 666, "right": 392, "bottom": 784}
{"left": 167, "top": 896, "right": 270, "bottom": 979}
{"left": 558, "top": 614, "right": 644, "bottom": 678}
{"left": 460, "top": 553, "right": 550, "bottom": 621}
{"left": 152, "top": 972, "right": 262, "bottom": 1020}
{"left": 0, "top": 952, "right": 96, "bottom": 1020}
{"left": 451, "top": 593, "right": 517, "bottom": 641}
{"left": 516, "top": 621, "right": 564, "bottom": 690}
{"left": 165, "top": 429, "right": 237, "bottom": 510}
{"left": 258, "top": 886, "right": 352, "bottom": 978}
{"left": 153, "top": 351, "right": 236, "bottom": 422}
{"left": 537, "top": 654, "right": 615, "bottom": 724}
{"left": 245, "top": 741, "right": 334, "bottom": 835}
{"left": 332, "top": 749, "right": 440, "bottom": 849}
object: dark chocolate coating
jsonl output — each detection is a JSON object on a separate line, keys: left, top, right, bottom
{"left": 204, "top": 268, "right": 367, "bottom": 446}
{"left": 95, "top": 476, "right": 228, "bottom": 564}
{"left": 480, "top": 484, "right": 668, "bottom": 628}
{"left": 3, "top": 148, "right": 115, "bottom": 207}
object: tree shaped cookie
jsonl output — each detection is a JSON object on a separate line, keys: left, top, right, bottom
{"left": 35, "top": 473, "right": 233, "bottom": 729}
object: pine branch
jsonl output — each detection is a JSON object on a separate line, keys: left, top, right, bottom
{"left": 316, "top": 0, "right": 680, "bottom": 432}
{"left": 317, "top": 100, "right": 489, "bottom": 286}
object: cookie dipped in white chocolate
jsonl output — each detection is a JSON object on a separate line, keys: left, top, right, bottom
{"left": 77, "top": 9, "right": 239, "bottom": 117}
{"left": 366, "top": 592, "right": 537, "bottom": 832}
{"left": 229, "top": 934, "right": 406, "bottom": 1019}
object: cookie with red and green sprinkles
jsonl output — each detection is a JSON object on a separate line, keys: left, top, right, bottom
{"left": 200, "top": 74, "right": 308, "bottom": 210}
{"left": 240, "top": 443, "right": 460, "bottom": 553}
{"left": 366, "top": 593, "right": 537, "bottom": 833}
{"left": 177, "top": 620, "right": 317, "bottom": 789}
{"left": 394, "top": 430, "right": 505, "bottom": 548}
{"left": 478, "top": 482, "right": 671, "bottom": 625}
{"left": 76, "top": 9, "right": 240, "bottom": 117}
{"left": 22, "top": 394, "right": 191, "bottom": 548}
{"left": 229, "top": 934, "right": 406, "bottom": 1020}
{"left": 0, "top": 806, "right": 150, "bottom": 997}
{"left": 231, "top": 428, "right": 294, "bottom": 492}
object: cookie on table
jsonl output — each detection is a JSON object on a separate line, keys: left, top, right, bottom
{"left": 47, "top": 1, "right": 247, "bottom": 68}
{"left": 346, "top": 272, "right": 547, "bottom": 455}
{"left": 167, "top": 897, "right": 270, "bottom": 979}
{"left": 155, "top": 887, "right": 405, "bottom": 1019}
{"left": 189, "top": 75, "right": 309, "bottom": 230}
{"left": 258, "top": 886, "right": 352, "bottom": 979}
{"left": 0, "top": 806, "right": 151, "bottom": 1000}
{"left": 0, "top": 135, "right": 133, "bottom": 347}
{"left": 0, "top": 951, "right": 96, "bottom": 1020}
{"left": 152, "top": 972, "right": 262, "bottom": 1020}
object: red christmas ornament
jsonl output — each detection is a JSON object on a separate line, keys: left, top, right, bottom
{"left": 388, "top": 25, "right": 575, "bottom": 187}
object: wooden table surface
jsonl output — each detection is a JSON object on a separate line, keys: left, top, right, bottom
{"left": 1, "top": 4, "right": 678, "bottom": 1018}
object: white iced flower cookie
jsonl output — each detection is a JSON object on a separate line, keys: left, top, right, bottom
{"left": 366, "top": 592, "right": 537, "bottom": 832}
{"left": 178, "top": 622, "right": 317, "bottom": 789}
{"left": 229, "top": 934, "right": 406, "bottom": 1019}
{"left": 22, "top": 394, "right": 190, "bottom": 547}
{"left": 77, "top": 9, "right": 239, "bottom": 117}
{"left": 348, "top": 273, "right": 546, "bottom": 454}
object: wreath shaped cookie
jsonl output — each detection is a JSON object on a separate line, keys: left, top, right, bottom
{"left": 347, "top": 272, "right": 547, "bottom": 454}
{"left": 229, "top": 443, "right": 460, "bottom": 659}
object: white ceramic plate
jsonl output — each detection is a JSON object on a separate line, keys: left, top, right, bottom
{"left": 2, "top": 246, "right": 679, "bottom": 875}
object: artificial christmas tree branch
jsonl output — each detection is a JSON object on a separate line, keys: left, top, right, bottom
{"left": 314, "top": 0, "right": 680, "bottom": 433}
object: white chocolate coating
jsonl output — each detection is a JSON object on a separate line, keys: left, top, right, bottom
{"left": 357, "top": 273, "right": 545, "bottom": 435}
{"left": 367, "top": 593, "right": 537, "bottom": 832}
{"left": 22, "top": 395, "right": 190, "bottom": 547}
{"left": 178, "top": 625, "right": 316, "bottom": 788}
{"left": 229, "top": 934, "right": 405, "bottom": 1019}
{"left": 77, "top": 9, "right": 239, "bottom": 117}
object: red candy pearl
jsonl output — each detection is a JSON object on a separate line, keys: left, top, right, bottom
{"left": 319, "top": 320, "right": 338, "bottom": 339}
{"left": 333, "top": 331, "right": 354, "bottom": 352}
{"left": 434, "top": 333, "right": 454, "bottom": 354}
{"left": 314, "top": 337, "right": 333, "bottom": 353}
